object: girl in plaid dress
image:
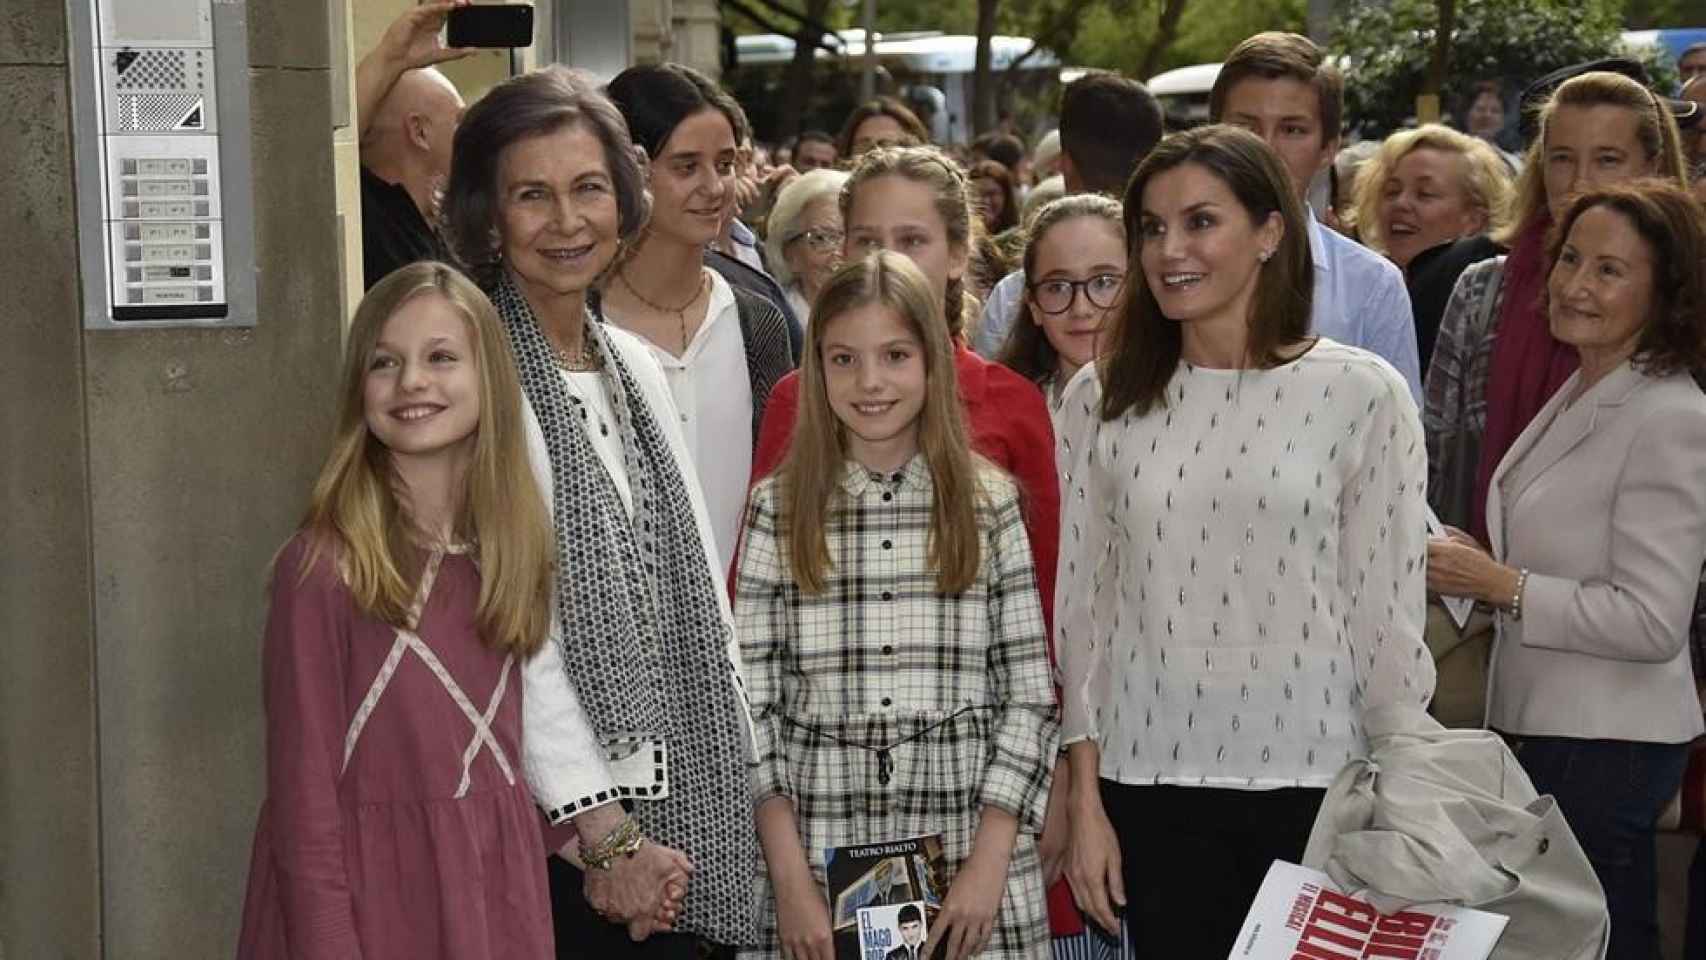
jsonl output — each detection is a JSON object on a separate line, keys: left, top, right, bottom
{"left": 735, "top": 252, "right": 1060, "bottom": 960}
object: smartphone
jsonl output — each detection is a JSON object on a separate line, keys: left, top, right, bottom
{"left": 446, "top": 4, "right": 534, "bottom": 49}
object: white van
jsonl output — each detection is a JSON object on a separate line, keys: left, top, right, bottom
{"left": 1147, "top": 62, "right": 1222, "bottom": 128}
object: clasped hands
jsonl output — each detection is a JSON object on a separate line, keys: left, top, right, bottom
{"left": 568, "top": 808, "right": 694, "bottom": 941}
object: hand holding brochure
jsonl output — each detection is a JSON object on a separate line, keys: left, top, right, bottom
{"left": 1229, "top": 861, "right": 1507, "bottom": 960}
{"left": 1424, "top": 506, "right": 1477, "bottom": 631}
{"left": 824, "top": 834, "right": 948, "bottom": 960}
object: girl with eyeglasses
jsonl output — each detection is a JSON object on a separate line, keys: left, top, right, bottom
{"left": 997, "top": 195, "right": 1126, "bottom": 416}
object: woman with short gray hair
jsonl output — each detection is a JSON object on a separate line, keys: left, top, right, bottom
{"left": 763, "top": 168, "right": 849, "bottom": 322}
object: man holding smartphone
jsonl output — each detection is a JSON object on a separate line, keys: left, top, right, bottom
{"left": 355, "top": 2, "right": 472, "bottom": 289}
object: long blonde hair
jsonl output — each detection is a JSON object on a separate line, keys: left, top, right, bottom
{"left": 1499, "top": 70, "right": 1690, "bottom": 244}
{"left": 299, "top": 262, "right": 553, "bottom": 655}
{"left": 781, "top": 252, "right": 983, "bottom": 594}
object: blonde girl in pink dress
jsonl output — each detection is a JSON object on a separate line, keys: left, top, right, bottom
{"left": 236, "top": 262, "right": 557, "bottom": 959}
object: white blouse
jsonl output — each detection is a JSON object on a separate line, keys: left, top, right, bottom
{"left": 608, "top": 271, "right": 752, "bottom": 573}
{"left": 519, "top": 324, "right": 754, "bottom": 820}
{"left": 1054, "top": 339, "right": 1435, "bottom": 790}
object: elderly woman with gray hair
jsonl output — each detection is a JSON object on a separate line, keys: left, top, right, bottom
{"left": 763, "top": 167, "right": 849, "bottom": 322}
{"left": 441, "top": 65, "right": 760, "bottom": 958}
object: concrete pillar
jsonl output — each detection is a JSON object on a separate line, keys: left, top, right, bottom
{"left": 632, "top": 0, "right": 675, "bottom": 66}
{"left": 0, "top": 1, "right": 101, "bottom": 956}
{"left": 670, "top": 0, "right": 723, "bottom": 81}
{"left": 1, "top": 0, "right": 345, "bottom": 955}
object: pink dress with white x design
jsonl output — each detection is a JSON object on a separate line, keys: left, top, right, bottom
{"left": 236, "top": 534, "right": 552, "bottom": 960}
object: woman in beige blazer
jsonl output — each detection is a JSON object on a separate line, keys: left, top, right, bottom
{"left": 1426, "top": 181, "right": 1706, "bottom": 960}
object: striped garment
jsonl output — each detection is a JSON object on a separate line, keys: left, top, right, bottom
{"left": 1421, "top": 255, "right": 1506, "bottom": 531}
{"left": 735, "top": 456, "right": 1059, "bottom": 960}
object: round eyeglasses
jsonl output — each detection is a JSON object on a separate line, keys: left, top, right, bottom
{"left": 1028, "top": 273, "right": 1125, "bottom": 315}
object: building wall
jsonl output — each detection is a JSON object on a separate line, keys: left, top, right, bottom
{"left": 0, "top": 1, "right": 100, "bottom": 956}
{"left": 0, "top": 0, "right": 344, "bottom": 955}
{"left": 0, "top": 0, "right": 726, "bottom": 955}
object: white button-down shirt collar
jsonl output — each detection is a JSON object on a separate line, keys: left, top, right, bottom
{"left": 617, "top": 270, "right": 753, "bottom": 573}
{"left": 1306, "top": 212, "right": 1423, "bottom": 404}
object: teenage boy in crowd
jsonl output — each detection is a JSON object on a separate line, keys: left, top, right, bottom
{"left": 972, "top": 72, "right": 1166, "bottom": 356}
{"left": 1211, "top": 32, "right": 1424, "bottom": 400}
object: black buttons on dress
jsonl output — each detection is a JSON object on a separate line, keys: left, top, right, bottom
{"left": 881, "top": 697, "right": 892, "bottom": 707}
{"left": 881, "top": 644, "right": 894, "bottom": 654}
{"left": 881, "top": 539, "right": 893, "bottom": 550}
{"left": 881, "top": 492, "right": 893, "bottom": 502}
{"left": 881, "top": 591, "right": 894, "bottom": 601}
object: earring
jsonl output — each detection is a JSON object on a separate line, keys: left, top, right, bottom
{"left": 1258, "top": 249, "right": 1274, "bottom": 264}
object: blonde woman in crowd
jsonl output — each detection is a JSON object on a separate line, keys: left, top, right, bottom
{"left": 1350, "top": 123, "right": 1513, "bottom": 367}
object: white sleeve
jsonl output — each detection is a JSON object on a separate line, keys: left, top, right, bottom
{"left": 1053, "top": 365, "right": 1118, "bottom": 744}
{"left": 523, "top": 627, "right": 622, "bottom": 822}
{"left": 518, "top": 400, "right": 621, "bottom": 822}
{"left": 1342, "top": 360, "right": 1436, "bottom": 713}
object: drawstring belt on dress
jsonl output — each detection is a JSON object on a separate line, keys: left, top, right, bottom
{"left": 781, "top": 705, "right": 994, "bottom": 786}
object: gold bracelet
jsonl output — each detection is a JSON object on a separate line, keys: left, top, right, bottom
{"left": 582, "top": 815, "right": 646, "bottom": 871}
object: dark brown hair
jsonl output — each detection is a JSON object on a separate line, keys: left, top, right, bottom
{"left": 972, "top": 132, "right": 1026, "bottom": 172}
{"left": 1211, "top": 32, "right": 1343, "bottom": 147}
{"left": 969, "top": 159, "right": 1020, "bottom": 234}
{"left": 441, "top": 66, "right": 649, "bottom": 289}
{"left": 1058, "top": 71, "right": 1164, "bottom": 195}
{"left": 837, "top": 97, "right": 930, "bottom": 158}
{"left": 997, "top": 193, "right": 1125, "bottom": 383}
{"left": 1543, "top": 179, "right": 1706, "bottom": 377}
{"left": 604, "top": 62, "right": 749, "bottom": 162}
{"left": 1099, "top": 124, "right": 1314, "bottom": 420}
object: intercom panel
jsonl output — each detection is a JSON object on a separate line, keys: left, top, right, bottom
{"left": 69, "top": 0, "right": 256, "bottom": 328}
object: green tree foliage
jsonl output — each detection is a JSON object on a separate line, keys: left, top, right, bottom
{"left": 1069, "top": 0, "right": 1306, "bottom": 79}
{"left": 1331, "top": 0, "right": 1681, "bottom": 138}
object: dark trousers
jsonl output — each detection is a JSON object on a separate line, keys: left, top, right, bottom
{"left": 1511, "top": 736, "right": 1689, "bottom": 960}
{"left": 547, "top": 854, "right": 700, "bottom": 960}
{"left": 1098, "top": 780, "right": 1324, "bottom": 957}
{"left": 1687, "top": 839, "right": 1706, "bottom": 960}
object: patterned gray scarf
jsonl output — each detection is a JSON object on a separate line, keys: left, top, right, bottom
{"left": 493, "top": 274, "right": 758, "bottom": 945}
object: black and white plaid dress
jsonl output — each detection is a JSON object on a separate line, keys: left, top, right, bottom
{"left": 735, "top": 457, "right": 1059, "bottom": 960}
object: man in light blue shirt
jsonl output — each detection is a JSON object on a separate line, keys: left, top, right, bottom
{"left": 972, "top": 73, "right": 1165, "bottom": 358}
{"left": 1211, "top": 32, "right": 1423, "bottom": 402}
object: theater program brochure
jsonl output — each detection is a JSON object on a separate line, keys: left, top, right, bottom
{"left": 824, "top": 833, "right": 948, "bottom": 960}
{"left": 1229, "top": 861, "right": 1507, "bottom": 960}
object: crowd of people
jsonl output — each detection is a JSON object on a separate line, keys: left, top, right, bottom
{"left": 234, "top": 2, "right": 1706, "bottom": 958}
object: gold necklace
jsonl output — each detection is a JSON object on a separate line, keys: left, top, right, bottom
{"left": 620, "top": 268, "right": 708, "bottom": 354}
{"left": 549, "top": 330, "right": 601, "bottom": 372}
